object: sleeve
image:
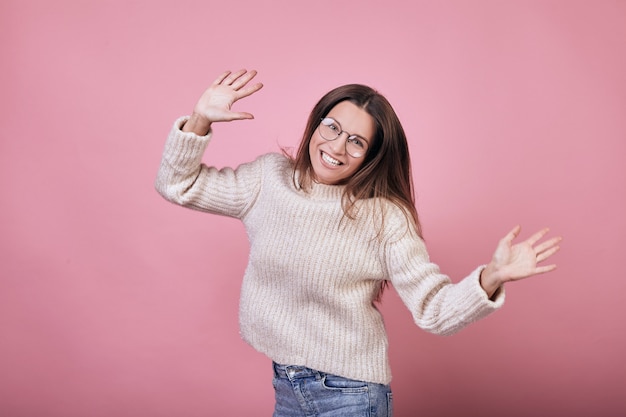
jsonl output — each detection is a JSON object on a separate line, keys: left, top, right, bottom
{"left": 154, "top": 116, "right": 264, "bottom": 219}
{"left": 384, "top": 219, "right": 505, "bottom": 336}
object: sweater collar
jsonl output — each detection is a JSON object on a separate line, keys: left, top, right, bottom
{"left": 309, "top": 180, "right": 345, "bottom": 200}
{"left": 294, "top": 169, "right": 345, "bottom": 200}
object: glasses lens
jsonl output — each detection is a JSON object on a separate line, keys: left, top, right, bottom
{"left": 319, "top": 118, "right": 339, "bottom": 141}
{"left": 346, "top": 137, "right": 367, "bottom": 158}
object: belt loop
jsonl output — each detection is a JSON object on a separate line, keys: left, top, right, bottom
{"left": 272, "top": 361, "right": 278, "bottom": 378}
{"left": 274, "top": 363, "right": 321, "bottom": 381}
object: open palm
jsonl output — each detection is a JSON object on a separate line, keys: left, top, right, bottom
{"left": 490, "top": 226, "right": 561, "bottom": 282}
{"left": 480, "top": 226, "right": 561, "bottom": 297}
{"left": 192, "top": 69, "right": 263, "bottom": 123}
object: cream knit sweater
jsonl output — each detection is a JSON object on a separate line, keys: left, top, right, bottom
{"left": 156, "top": 117, "right": 505, "bottom": 385}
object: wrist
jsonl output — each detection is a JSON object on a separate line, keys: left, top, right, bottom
{"left": 182, "top": 113, "right": 212, "bottom": 135}
{"left": 480, "top": 263, "right": 503, "bottom": 299}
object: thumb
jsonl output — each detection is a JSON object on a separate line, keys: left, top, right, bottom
{"left": 227, "top": 112, "right": 255, "bottom": 121}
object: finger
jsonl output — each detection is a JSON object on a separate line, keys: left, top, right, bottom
{"left": 525, "top": 227, "right": 550, "bottom": 246}
{"left": 536, "top": 245, "right": 560, "bottom": 263}
{"left": 231, "top": 69, "right": 258, "bottom": 91}
{"left": 213, "top": 70, "right": 232, "bottom": 86}
{"left": 236, "top": 82, "right": 264, "bottom": 99}
{"left": 533, "top": 264, "right": 557, "bottom": 275}
{"left": 225, "top": 111, "right": 255, "bottom": 121}
{"left": 502, "top": 225, "right": 522, "bottom": 244}
{"left": 223, "top": 69, "right": 248, "bottom": 86}
{"left": 534, "top": 236, "right": 562, "bottom": 254}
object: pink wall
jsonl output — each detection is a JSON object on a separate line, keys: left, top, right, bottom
{"left": 1, "top": 1, "right": 624, "bottom": 416}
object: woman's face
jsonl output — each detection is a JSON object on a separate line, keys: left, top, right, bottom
{"left": 308, "top": 101, "right": 375, "bottom": 185}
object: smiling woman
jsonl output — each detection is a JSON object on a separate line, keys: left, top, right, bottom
{"left": 2, "top": 0, "right": 625, "bottom": 415}
{"left": 154, "top": 69, "right": 561, "bottom": 417}
{"left": 291, "top": 82, "right": 421, "bottom": 230}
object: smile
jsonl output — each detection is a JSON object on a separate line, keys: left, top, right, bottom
{"left": 321, "top": 151, "right": 342, "bottom": 166}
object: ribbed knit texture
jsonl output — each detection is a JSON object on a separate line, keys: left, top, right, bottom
{"left": 155, "top": 117, "right": 505, "bottom": 384}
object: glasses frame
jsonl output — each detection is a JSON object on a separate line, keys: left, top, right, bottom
{"left": 317, "top": 117, "right": 370, "bottom": 158}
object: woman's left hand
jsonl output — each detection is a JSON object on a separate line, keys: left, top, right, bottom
{"left": 480, "top": 226, "right": 562, "bottom": 298}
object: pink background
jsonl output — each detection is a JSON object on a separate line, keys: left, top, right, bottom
{"left": 1, "top": 1, "right": 625, "bottom": 416}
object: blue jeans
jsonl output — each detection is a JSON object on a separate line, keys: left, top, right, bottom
{"left": 272, "top": 362, "right": 393, "bottom": 417}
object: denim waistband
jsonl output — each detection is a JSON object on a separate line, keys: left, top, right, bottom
{"left": 273, "top": 362, "right": 323, "bottom": 380}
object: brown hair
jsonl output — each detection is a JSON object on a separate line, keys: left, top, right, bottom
{"left": 291, "top": 84, "right": 422, "bottom": 237}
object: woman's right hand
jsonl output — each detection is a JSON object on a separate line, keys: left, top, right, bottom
{"left": 182, "top": 69, "right": 264, "bottom": 135}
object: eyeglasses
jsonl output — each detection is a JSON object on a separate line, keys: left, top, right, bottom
{"left": 318, "top": 117, "right": 370, "bottom": 158}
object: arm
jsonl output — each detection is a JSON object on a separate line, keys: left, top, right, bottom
{"left": 155, "top": 70, "right": 265, "bottom": 216}
{"left": 383, "top": 208, "right": 505, "bottom": 336}
{"left": 388, "top": 225, "right": 561, "bottom": 335}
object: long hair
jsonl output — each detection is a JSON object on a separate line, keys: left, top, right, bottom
{"left": 291, "top": 84, "right": 422, "bottom": 238}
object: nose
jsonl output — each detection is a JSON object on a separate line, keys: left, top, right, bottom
{"left": 328, "top": 132, "right": 349, "bottom": 155}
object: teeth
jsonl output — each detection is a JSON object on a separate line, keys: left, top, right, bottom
{"left": 322, "top": 152, "right": 341, "bottom": 166}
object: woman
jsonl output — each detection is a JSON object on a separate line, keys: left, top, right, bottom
{"left": 155, "top": 69, "right": 561, "bottom": 416}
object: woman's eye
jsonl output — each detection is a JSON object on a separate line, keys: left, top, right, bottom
{"left": 349, "top": 137, "right": 365, "bottom": 148}
{"left": 322, "top": 118, "right": 340, "bottom": 132}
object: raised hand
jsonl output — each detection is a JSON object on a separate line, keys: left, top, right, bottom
{"left": 183, "top": 69, "right": 263, "bottom": 135}
{"left": 480, "top": 226, "right": 562, "bottom": 298}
